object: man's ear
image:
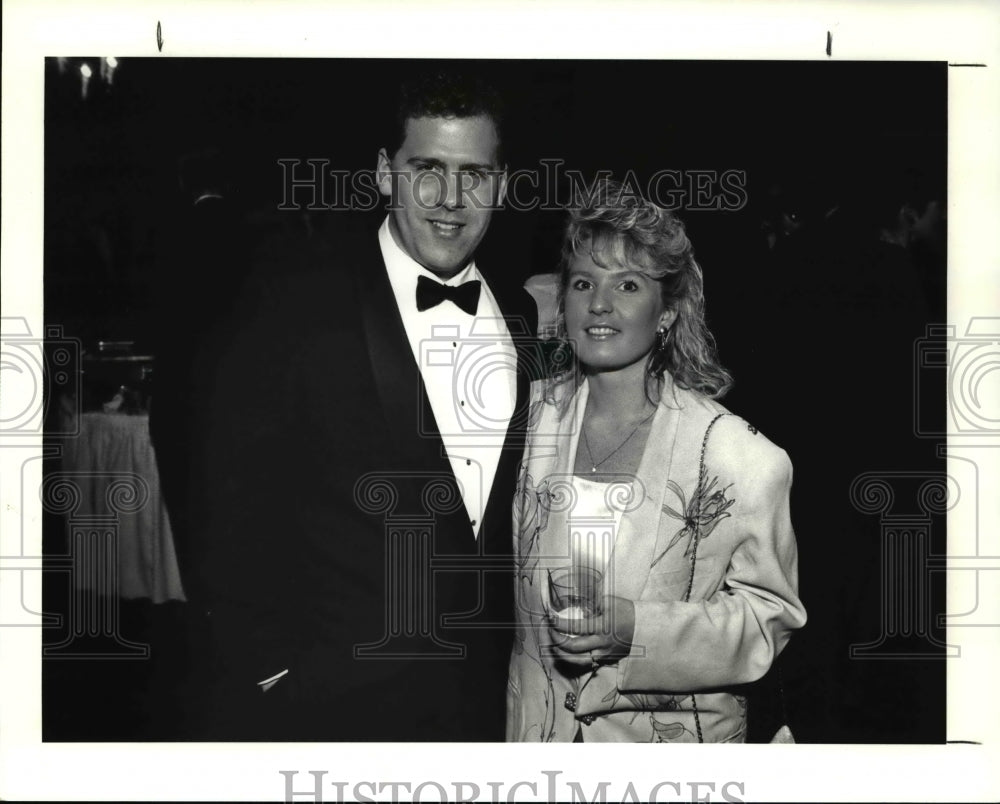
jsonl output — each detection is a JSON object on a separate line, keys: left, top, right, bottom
{"left": 376, "top": 148, "right": 393, "bottom": 198}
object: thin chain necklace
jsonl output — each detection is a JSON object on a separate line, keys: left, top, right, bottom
{"left": 581, "top": 407, "right": 657, "bottom": 474}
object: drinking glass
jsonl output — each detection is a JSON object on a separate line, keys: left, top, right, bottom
{"left": 546, "top": 566, "right": 603, "bottom": 633}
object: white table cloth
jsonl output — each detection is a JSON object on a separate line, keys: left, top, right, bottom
{"left": 61, "top": 412, "right": 186, "bottom": 603}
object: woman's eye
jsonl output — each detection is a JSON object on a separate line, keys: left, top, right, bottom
{"left": 571, "top": 279, "right": 592, "bottom": 291}
{"left": 620, "top": 280, "right": 639, "bottom": 292}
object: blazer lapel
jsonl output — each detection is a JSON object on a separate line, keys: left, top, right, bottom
{"left": 535, "top": 382, "right": 586, "bottom": 566}
{"left": 609, "top": 381, "right": 684, "bottom": 603}
{"left": 643, "top": 388, "right": 718, "bottom": 570}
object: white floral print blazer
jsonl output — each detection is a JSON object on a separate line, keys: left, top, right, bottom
{"left": 507, "top": 376, "right": 807, "bottom": 742}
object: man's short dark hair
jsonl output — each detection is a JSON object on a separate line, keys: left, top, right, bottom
{"left": 390, "top": 70, "right": 506, "bottom": 164}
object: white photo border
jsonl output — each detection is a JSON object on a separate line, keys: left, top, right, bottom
{"left": 2, "top": 1, "right": 998, "bottom": 801}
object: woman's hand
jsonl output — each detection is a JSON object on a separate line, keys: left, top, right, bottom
{"left": 547, "top": 595, "right": 636, "bottom": 669}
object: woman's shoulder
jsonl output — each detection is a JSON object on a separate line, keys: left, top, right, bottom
{"left": 673, "top": 388, "right": 792, "bottom": 478}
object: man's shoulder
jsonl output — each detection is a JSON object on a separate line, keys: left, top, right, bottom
{"left": 241, "top": 212, "right": 385, "bottom": 309}
{"left": 256, "top": 211, "right": 381, "bottom": 275}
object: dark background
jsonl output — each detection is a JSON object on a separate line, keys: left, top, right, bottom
{"left": 43, "top": 58, "right": 948, "bottom": 742}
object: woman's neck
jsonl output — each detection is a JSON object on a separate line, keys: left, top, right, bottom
{"left": 585, "top": 361, "right": 658, "bottom": 422}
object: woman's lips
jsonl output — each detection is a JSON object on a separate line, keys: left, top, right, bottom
{"left": 584, "top": 326, "right": 619, "bottom": 338}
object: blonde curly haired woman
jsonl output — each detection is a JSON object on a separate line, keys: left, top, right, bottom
{"left": 507, "top": 180, "right": 806, "bottom": 743}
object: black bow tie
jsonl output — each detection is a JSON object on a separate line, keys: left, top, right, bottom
{"left": 416, "top": 275, "right": 481, "bottom": 315}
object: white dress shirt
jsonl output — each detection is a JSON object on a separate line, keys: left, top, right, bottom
{"left": 378, "top": 217, "right": 517, "bottom": 538}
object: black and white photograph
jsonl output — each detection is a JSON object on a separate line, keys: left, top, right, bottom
{"left": 2, "top": 2, "right": 998, "bottom": 801}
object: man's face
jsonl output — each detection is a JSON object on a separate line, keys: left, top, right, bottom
{"left": 377, "top": 115, "right": 506, "bottom": 279}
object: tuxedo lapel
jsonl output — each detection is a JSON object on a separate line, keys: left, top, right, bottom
{"left": 354, "top": 233, "right": 487, "bottom": 557}
{"left": 478, "top": 277, "right": 539, "bottom": 557}
{"left": 355, "top": 237, "right": 448, "bottom": 469}
{"left": 355, "top": 242, "right": 539, "bottom": 554}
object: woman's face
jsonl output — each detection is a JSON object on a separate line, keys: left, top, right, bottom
{"left": 563, "top": 249, "right": 674, "bottom": 375}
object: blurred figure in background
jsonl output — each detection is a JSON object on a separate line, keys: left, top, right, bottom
{"left": 150, "top": 148, "right": 249, "bottom": 592}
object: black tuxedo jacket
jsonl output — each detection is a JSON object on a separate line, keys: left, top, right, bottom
{"left": 181, "top": 215, "right": 540, "bottom": 740}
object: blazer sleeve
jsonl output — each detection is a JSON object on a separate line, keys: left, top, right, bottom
{"left": 616, "top": 431, "right": 806, "bottom": 692}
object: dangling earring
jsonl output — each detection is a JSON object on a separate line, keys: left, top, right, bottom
{"left": 646, "top": 326, "right": 669, "bottom": 380}
{"left": 656, "top": 326, "right": 669, "bottom": 353}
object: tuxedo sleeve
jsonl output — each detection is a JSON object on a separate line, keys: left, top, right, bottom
{"left": 193, "top": 261, "right": 428, "bottom": 705}
{"left": 192, "top": 283, "right": 308, "bottom": 688}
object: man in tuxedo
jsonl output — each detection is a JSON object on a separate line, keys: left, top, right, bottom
{"left": 171, "top": 71, "right": 539, "bottom": 741}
